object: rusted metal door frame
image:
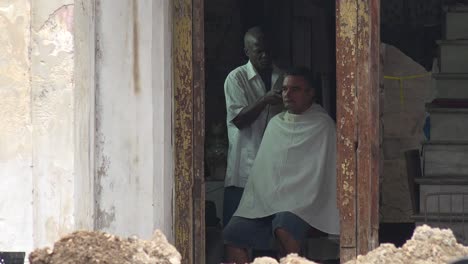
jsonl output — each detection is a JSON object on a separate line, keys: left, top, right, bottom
{"left": 336, "top": 0, "right": 381, "bottom": 262}
{"left": 173, "top": 0, "right": 205, "bottom": 263}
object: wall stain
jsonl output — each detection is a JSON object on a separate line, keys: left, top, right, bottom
{"left": 96, "top": 155, "right": 110, "bottom": 179}
{"left": 96, "top": 206, "right": 115, "bottom": 229}
{"left": 132, "top": 0, "right": 140, "bottom": 94}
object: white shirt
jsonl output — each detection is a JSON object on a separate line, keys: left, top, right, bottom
{"left": 234, "top": 104, "right": 340, "bottom": 234}
{"left": 224, "top": 61, "right": 283, "bottom": 188}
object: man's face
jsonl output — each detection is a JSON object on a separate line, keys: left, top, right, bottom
{"left": 245, "top": 37, "right": 272, "bottom": 71}
{"left": 282, "top": 75, "right": 315, "bottom": 114}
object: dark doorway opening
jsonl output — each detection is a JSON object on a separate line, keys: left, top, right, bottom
{"left": 203, "top": 0, "right": 337, "bottom": 263}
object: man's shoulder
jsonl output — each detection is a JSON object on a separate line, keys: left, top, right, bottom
{"left": 226, "top": 63, "right": 251, "bottom": 80}
{"left": 304, "top": 106, "right": 335, "bottom": 126}
{"left": 268, "top": 111, "right": 335, "bottom": 134}
{"left": 312, "top": 111, "right": 335, "bottom": 130}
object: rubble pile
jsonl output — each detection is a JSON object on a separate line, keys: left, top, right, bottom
{"left": 252, "top": 225, "right": 468, "bottom": 264}
{"left": 252, "top": 254, "right": 317, "bottom": 264}
{"left": 28, "top": 225, "right": 468, "bottom": 264}
{"left": 346, "top": 225, "right": 468, "bottom": 264}
{"left": 29, "top": 230, "right": 181, "bottom": 264}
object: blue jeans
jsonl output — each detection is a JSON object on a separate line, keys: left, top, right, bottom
{"left": 223, "top": 212, "right": 312, "bottom": 250}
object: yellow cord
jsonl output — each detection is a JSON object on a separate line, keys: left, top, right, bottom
{"left": 384, "top": 73, "right": 431, "bottom": 105}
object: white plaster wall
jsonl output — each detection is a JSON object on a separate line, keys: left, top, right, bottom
{"left": 151, "top": 0, "right": 174, "bottom": 242}
{"left": 30, "top": 0, "right": 75, "bottom": 247}
{"left": 0, "top": 0, "right": 76, "bottom": 252}
{"left": 0, "top": 0, "right": 34, "bottom": 252}
{"left": 0, "top": 0, "right": 174, "bottom": 253}
{"left": 73, "top": 0, "right": 95, "bottom": 231}
{"left": 31, "top": 0, "right": 73, "bottom": 32}
{"left": 95, "top": 0, "right": 173, "bottom": 240}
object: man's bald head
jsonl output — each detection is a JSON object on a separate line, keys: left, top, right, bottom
{"left": 243, "top": 26, "right": 272, "bottom": 71}
{"left": 244, "top": 27, "right": 266, "bottom": 49}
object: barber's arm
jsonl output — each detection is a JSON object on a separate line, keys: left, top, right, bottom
{"left": 232, "top": 90, "right": 282, "bottom": 129}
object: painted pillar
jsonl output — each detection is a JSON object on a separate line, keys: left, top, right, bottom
{"left": 152, "top": 0, "right": 174, "bottom": 241}
{"left": 94, "top": 0, "right": 174, "bottom": 241}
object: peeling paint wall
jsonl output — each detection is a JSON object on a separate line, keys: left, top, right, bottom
{"left": 0, "top": 0, "right": 76, "bottom": 251}
{"left": 0, "top": 0, "right": 34, "bottom": 252}
{"left": 0, "top": 0, "right": 174, "bottom": 252}
{"left": 94, "top": 0, "right": 174, "bottom": 241}
{"left": 31, "top": 0, "right": 75, "bottom": 247}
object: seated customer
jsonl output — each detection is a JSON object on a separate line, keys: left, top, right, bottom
{"left": 223, "top": 67, "right": 340, "bottom": 263}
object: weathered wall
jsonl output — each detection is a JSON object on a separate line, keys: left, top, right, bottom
{"left": 1, "top": 0, "right": 174, "bottom": 253}
{"left": 0, "top": 0, "right": 76, "bottom": 251}
{"left": 31, "top": 0, "right": 75, "bottom": 247}
{"left": 381, "top": 44, "right": 434, "bottom": 222}
{"left": 0, "top": 0, "right": 34, "bottom": 252}
{"left": 73, "top": 0, "right": 95, "bottom": 231}
{"left": 151, "top": 0, "right": 174, "bottom": 241}
{"left": 95, "top": 0, "right": 173, "bottom": 241}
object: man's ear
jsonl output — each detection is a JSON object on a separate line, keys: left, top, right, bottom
{"left": 244, "top": 48, "right": 249, "bottom": 57}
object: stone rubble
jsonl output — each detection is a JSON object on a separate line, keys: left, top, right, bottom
{"left": 345, "top": 225, "right": 468, "bottom": 264}
{"left": 28, "top": 225, "right": 468, "bottom": 264}
{"left": 29, "top": 230, "right": 181, "bottom": 264}
{"left": 252, "top": 225, "right": 468, "bottom": 264}
{"left": 252, "top": 254, "right": 317, "bottom": 264}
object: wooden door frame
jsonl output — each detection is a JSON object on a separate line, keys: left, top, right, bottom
{"left": 173, "top": 0, "right": 205, "bottom": 263}
{"left": 336, "top": 0, "right": 381, "bottom": 262}
{"left": 172, "top": 0, "right": 381, "bottom": 263}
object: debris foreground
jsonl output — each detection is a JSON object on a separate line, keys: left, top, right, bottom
{"left": 29, "top": 230, "right": 181, "bottom": 264}
{"left": 28, "top": 225, "right": 468, "bottom": 264}
{"left": 253, "top": 225, "right": 468, "bottom": 264}
{"left": 345, "top": 225, "right": 468, "bottom": 264}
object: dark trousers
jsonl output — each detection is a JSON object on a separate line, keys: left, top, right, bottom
{"left": 222, "top": 186, "right": 244, "bottom": 227}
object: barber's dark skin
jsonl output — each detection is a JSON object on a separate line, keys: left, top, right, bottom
{"left": 232, "top": 31, "right": 282, "bottom": 129}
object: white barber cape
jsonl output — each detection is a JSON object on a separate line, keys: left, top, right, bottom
{"left": 234, "top": 104, "right": 340, "bottom": 235}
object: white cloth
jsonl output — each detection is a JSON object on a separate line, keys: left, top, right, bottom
{"left": 234, "top": 104, "right": 340, "bottom": 234}
{"left": 224, "top": 61, "right": 283, "bottom": 188}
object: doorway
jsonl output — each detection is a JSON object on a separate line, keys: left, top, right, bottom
{"left": 173, "top": 0, "right": 381, "bottom": 263}
{"left": 203, "top": 0, "right": 336, "bottom": 263}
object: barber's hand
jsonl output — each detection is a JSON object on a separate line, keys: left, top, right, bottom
{"left": 262, "top": 90, "right": 283, "bottom": 105}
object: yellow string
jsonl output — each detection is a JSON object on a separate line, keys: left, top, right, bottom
{"left": 383, "top": 73, "right": 431, "bottom": 105}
